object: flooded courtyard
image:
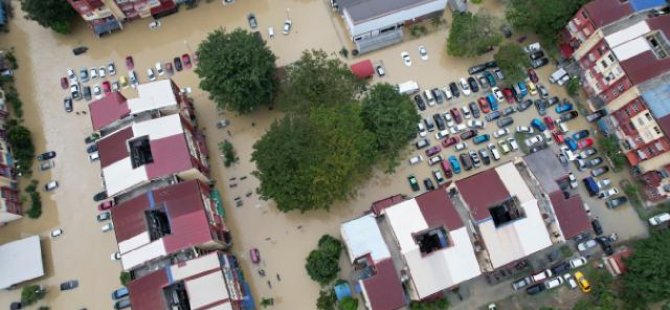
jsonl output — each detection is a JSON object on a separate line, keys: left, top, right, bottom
{"left": 0, "top": 0, "right": 647, "bottom": 309}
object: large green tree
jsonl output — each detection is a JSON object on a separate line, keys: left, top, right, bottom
{"left": 493, "top": 43, "right": 528, "bottom": 83}
{"left": 447, "top": 11, "right": 503, "bottom": 57}
{"left": 361, "top": 83, "right": 420, "bottom": 172}
{"left": 6, "top": 121, "right": 35, "bottom": 175}
{"left": 621, "top": 229, "right": 670, "bottom": 306}
{"left": 506, "top": 0, "right": 589, "bottom": 47}
{"left": 196, "top": 28, "right": 277, "bottom": 114}
{"left": 305, "top": 235, "right": 343, "bottom": 285}
{"left": 316, "top": 289, "right": 337, "bottom": 310}
{"left": 21, "top": 0, "right": 77, "bottom": 34}
{"left": 252, "top": 105, "right": 376, "bottom": 212}
{"left": 21, "top": 285, "right": 45, "bottom": 305}
{"left": 279, "top": 49, "right": 365, "bottom": 113}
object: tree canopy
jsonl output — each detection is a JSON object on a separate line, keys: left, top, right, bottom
{"left": 621, "top": 229, "right": 670, "bottom": 305}
{"left": 6, "top": 120, "right": 35, "bottom": 175}
{"left": 279, "top": 49, "right": 365, "bottom": 112}
{"left": 305, "top": 235, "right": 343, "bottom": 285}
{"left": 493, "top": 43, "right": 528, "bottom": 83}
{"left": 447, "top": 11, "right": 503, "bottom": 57}
{"left": 21, "top": 0, "right": 77, "bottom": 34}
{"left": 316, "top": 289, "right": 337, "bottom": 310}
{"left": 361, "top": 83, "right": 420, "bottom": 172}
{"left": 506, "top": 0, "right": 589, "bottom": 47}
{"left": 21, "top": 285, "right": 45, "bottom": 305}
{"left": 196, "top": 28, "right": 277, "bottom": 114}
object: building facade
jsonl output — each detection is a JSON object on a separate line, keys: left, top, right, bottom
{"left": 67, "top": 0, "right": 180, "bottom": 36}
{"left": 0, "top": 89, "right": 20, "bottom": 224}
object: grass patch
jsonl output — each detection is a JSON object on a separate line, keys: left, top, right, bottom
{"left": 515, "top": 132, "right": 532, "bottom": 154}
{"left": 25, "top": 180, "right": 42, "bottom": 219}
{"left": 559, "top": 244, "right": 573, "bottom": 259}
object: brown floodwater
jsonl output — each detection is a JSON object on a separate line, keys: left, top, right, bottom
{"left": 0, "top": 0, "right": 647, "bottom": 309}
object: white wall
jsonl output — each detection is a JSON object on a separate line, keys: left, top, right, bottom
{"left": 344, "top": 0, "right": 447, "bottom": 38}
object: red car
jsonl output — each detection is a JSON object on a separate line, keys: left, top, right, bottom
{"left": 102, "top": 81, "right": 111, "bottom": 94}
{"left": 181, "top": 54, "right": 192, "bottom": 69}
{"left": 60, "top": 77, "right": 68, "bottom": 89}
{"left": 425, "top": 146, "right": 441, "bottom": 156}
{"left": 478, "top": 97, "right": 491, "bottom": 113}
{"left": 125, "top": 56, "right": 134, "bottom": 70}
{"left": 503, "top": 88, "right": 516, "bottom": 103}
{"left": 440, "top": 161, "right": 453, "bottom": 178}
{"left": 552, "top": 131, "right": 565, "bottom": 144}
{"left": 543, "top": 116, "right": 556, "bottom": 131}
{"left": 98, "top": 200, "right": 115, "bottom": 211}
{"left": 442, "top": 136, "right": 459, "bottom": 148}
{"left": 528, "top": 68, "right": 539, "bottom": 83}
{"left": 578, "top": 138, "right": 594, "bottom": 149}
{"left": 450, "top": 108, "right": 462, "bottom": 124}
{"left": 250, "top": 248, "right": 261, "bottom": 264}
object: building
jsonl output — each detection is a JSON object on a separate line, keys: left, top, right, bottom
{"left": 0, "top": 236, "right": 44, "bottom": 289}
{"left": 452, "top": 162, "right": 554, "bottom": 269}
{"left": 332, "top": 0, "right": 448, "bottom": 54}
{"left": 341, "top": 189, "right": 481, "bottom": 309}
{"left": 564, "top": 0, "right": 670, "bottom": 203}
{"left": 127, "top": 251, "right": 254, "bottom": 310}
{"left": 111, "top": 179, "right": 231, "bottom": 273}
{"left": 0, "top": 89, "right": 20, "bottom": 224}
{"left": 67, "top": 0, "right": 180, "bottom": 36}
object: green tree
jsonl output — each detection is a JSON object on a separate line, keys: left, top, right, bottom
{"left": 338, "top": 297, "right": 358, "bottom": 310}
{"left": 361, "top": 83, "right": 420, "bottom": 172}
{"left": 305, "top": 234, "right": 343, "bottom": 285}
{"left": 494, "top": 43, "right": 528, "bottom": 83}
{"left": 409, "top": 297, "right": 449, "bottom": 309}
{"left": 6, "top": 121, "right": 35, "bottom": 175}
{"left": 252, "top": 105, "right": 376, "bottom": 213}
{"left": 279, "top": 49, "right": 365, "bottom": 113}
{"left": 21, "top": 285, "right": 45, "bottom": 305}
{"left": 219, "top": 140, "right": 239, "bottom": 167}
{"left": 506, "top": 0, "right": 589, "bottom": 48}
{"left": 621, "top": 229, "right": 670, "bottom": 306}
{"left": 316, "top": 289, "right": 337, "bottom": 310}
{"left": 120, "top": 271, "right": 131, "bottom": 286}
{"left": 447, "top": 11, "right": 502, "bottom": 57}
{"left": 196, "top": 28, "right": 277, "bottom": 114}
{"left": 566, "top": 78, "right": 580, "bottom": 98}
{"left": 21, "top": 0, "right": 77, "bottom": 34}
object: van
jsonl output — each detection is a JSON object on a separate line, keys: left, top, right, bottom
{"left": 549, "top": 68, "right": 568, "bottom": 84}
{"left": 423, "top": 89, "right": 435, "bottom": 105}
{"left": 532, "top": 269, "right": 553, "bottom": 282}
{"left": 112, "top": 287, "right": 129, "bottom": 300}
{"left": 397, "top": 81, "right": 420, "bottom": 95}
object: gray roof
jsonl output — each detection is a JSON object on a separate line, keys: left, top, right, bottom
{"left": 523, "top": 148, "right": 569, "bottom": 194}
{"left": 0, "top": 236, "right": 44, "bottom": 289}
{"left": 339, "top": 0, "right": 433, "bottom": 23}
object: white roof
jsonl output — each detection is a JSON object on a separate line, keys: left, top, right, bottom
{"left": 340, "top": 214, "right": 390, "bottom": 263}
{"left": 127, "top": 80, "right": 178, "bottom": 114}
{"left": 121, "top": 239, "right": 167, "bottom": 271}
{"left": 118, "top": 231, "right": 151, "bottom": 254}
{"left": 496, "top": 163, "right": 534, "bottom": 203}
{"left": 132, "top": 113, "right": 184, "bottom": 140}
{"left": 172, "top": 253, "right": 232, "bottom": 309}
{"left": 384, "top": 199, "right": 481, "bottom": 299}
{"left": 612, "top": 37, "right": 651, "bottom": 61}
{"left": 605, "top": 20, "right": 650, "bottom": 47}
{"left": 0, "top": 236, "right": 44, "bottom": 289}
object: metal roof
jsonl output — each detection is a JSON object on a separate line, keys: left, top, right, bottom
{"left": 0, "top": 236, "right": 44, "bottom": 289}
{"left": 455, "top": 168, "right": 510, "bottom": 222}
{"left": 359, "top": 259, "right": 406, "bottom": 310}
{"left": 549, "top": 192, "right": 592, "bottom": 239}
{"left": 340, "top": 0, "right": 434, "bottom": 23}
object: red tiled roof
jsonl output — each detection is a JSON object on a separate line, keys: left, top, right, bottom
{"left": 128, "top": 266, "right": 169, "bottom": 310}
{"left": 620, "top": 15, "right": 670, "bottom": 85}
{"left": 361, "top": 259, "right": 406, "bottom": 310}
{"left": 371, "top": 195, "right": 406, "bottom": 215}
{"left": 111, "top": 180, "right": 213, "bottom": 251}
{"left": 583, "top": 0, "right": 633, "bottom": 27}
{"left": 415, "top": 189, "right": 463, "bottom": 231}
{"left": 97, "top": 127, "right": 133, "bottom": 168}
{"left": 145, "top": 134, "right": 194, "bottom": 180}
{"left": 455, "top": 169, "right": 510, "bottom": 222}
{"left": 350, "top": 59, "right": 374, "bottom": 79}
{"left": 549, "top": 192, "right": 592, "bottom": 239}
{"left": 88, "top": 92, "right": 130, "bottom": 131}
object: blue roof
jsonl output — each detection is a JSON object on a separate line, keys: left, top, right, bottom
{"left": 334, "top": 282, "right": 352, "bottom": 301}
{"left": 0, "top": 3, "right": 6, "bottom": 26}
{"left": 94, "top": 20, "right": 121, "bottom": 35}
{"left": 629, "top": 0, "right": 666, "bottom": 12}
{"left": 641, "top": 75, "right": 670, "bottom": 119}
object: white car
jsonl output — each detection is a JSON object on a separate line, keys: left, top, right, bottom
{"left": 111, "top": 252, "right": 121, "bottom": 261}
{"left": 493, "top": 128, "right": 509, "bottom": 138}
{"left": 93, "top": 85, "right": 102, "bottom": 99}
{"left": 417, "top": 122, "right": 427, "bottom": 137}
{"left": 488, "top": 143, "right": 501, "bottom": 160}
{"left": 51, "top": 229, "right": 63, "bottom": 238}
{"left": 428, "top": 155, "right": 443, "bottom": 165}
{"left": 568, "top": 173, "right": 578, "bottom": 189}
{"left": 451, "top": 124, "right": 467, "bottom": 134}
{"left": 89, "top": 151, "right": 100, "bottom": 162}
{"left": 648, "top": 212, "right": 670, "bottom": 226}
{"left": 155, "top": 62, "right": 164, "bottom": 76}
{"left": 569, "top": 256, "right": 587, "bottom": 269}
{"left": 467, "top": 119, "right": 484, "bottom": 129}
{"left": 98, "top": 66, "right": 106, "bottom": 78}
{"left": 90, "top": 67, "right": 98, "bottom": 79}
{"left": 598, "top": 187, "right": 619, "bottom": 199}
{"left": 516, "top": 126, "right": 533, "bottom": 134}
{"left": 507, "top": 137, "right": 519, "bottom": 151}
{"left": 435, "top": 130, "right": 449, "bottom": 140}
{"left": 454, "top": 142, "right": 467, "bottom": 151}
{"left": 563, "top": 273, "right": 578, "bottom": 289}
{"left": 491, "top": 87, "right": 504, "bottom": 102}
{"left": 443, "top": 112, "right": 455, "bottom": 127}
{"left": 442, "top": 87, "right": 453, "bottom": 100}
{"left": 401, "top": 52, "right": 412, "bottom": 66}
{"left": 577, "top": 239, "right": 598, "bottom": 252}
{"left": 459, "top": 78, "right": 471, "bottom": 96}
{"left": 418, "top": 45, "right": 428, "bottom": 61}
{"left": 44, "top": 180, "right": 59, "bottom": 192}
{"left": 525, "top": 134, "right": 543, "bottom": 147}
{"left": 129, "top": 70, "right": 139, "bottom": 88}
{"left": 102, "top": 222, "right": 114, "bottom": 232}
{"left": 408, "top": 155, "right": 424, "bottom": 165}
{"left": 67, "top": 68, "right": 77, "bottom": 83}
{"left": 544, "top": 276, "right": 564, "bottom": 289}
{"left": 282, "top": 19, "right": 292, "bottom": 35}
{"left": 147, "top": 68, "right": 156, "bottom": 81}
{"left": 107, "top": 62, "right": 116, "bottom": 76}
{"left": 461, "top": 105, "right": 471, "bottom": 119}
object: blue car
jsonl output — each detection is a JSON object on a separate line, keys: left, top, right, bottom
{"left": 487, "top": 94, "right": 499, "bottom": 111}
{"left": 448, "top": 155, "right": 462, "bottom": 174}
{"left": 565, "top": 137, "right": 578, "bottom": 151}
{"left": 530, "top": 118, "right": 547, "bottom": 132}
{"left": 473, "top": 134, "right": 490, "bottom": 144}
{"left": 555, "top": 102, "right": 574, "bottom": 113}
{"left": 572, "top": 130, "right": 590, "bottom": 140}
{"left": 484, "top": 71, "right": 496, "bottom": 87}
{"left": 517, "top": 82, "right": 528, "bottom": 97}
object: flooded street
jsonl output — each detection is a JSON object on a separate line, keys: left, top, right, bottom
{"left": 0, "top": 0, "right": 646, "bottom": 309}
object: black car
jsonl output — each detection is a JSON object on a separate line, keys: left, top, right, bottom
{"left": 531, "top": 57, "right": 550, "bottom": 69}
{"left": 550, "top": 261, "right": 571, "bottom": 275}
{"left": 247, "top": 13, "right": 258, "bottom": 29}
{"left": 86, "top": 144, "right": 98, "bottom": 154}
{"left": 414, "top": 95, "right": 426, "bottom": 111}
{"left": 449, "top": 82, "right": 460, "bottom": 97}
{"left": 424, "top": 178, "right": 436, "bottom": 191}
{"left": 432, "top": 88, "right": 445, "bottom": 104}
{"left": 64, "top": 97, "right": 73, "bottom": 113}
{"left": 484, "top": 60, "right": 497, "bottom": 68}
{"left": 433, "top": 114, "right": 446, "bottom": 131}
{"left": 460, "top": 129, "right": 478, "bottom": 140}
{"left": 606, "top": 196, "right": 628, "bottom": 209}
{"left": 174, "top": 57, "right": 183, "bottom": 71}
{"left": 467, "top": 77, "right": 479, "bottom": 93}
{"left": 526, "top": 283, "right": 546, "bottom": 295}
{"left": 37, "top": 151, "right": 56, "bottom": 161}
{"left": 529, "top": 50, "right": 545, "bottom": 60}
{"left": 468, "top": 64, "right": 487, "bottom": 75}
{"left": 93, "top": 191, "right": 108, "bottom": 202}
{"left": 596, "top": 237, "right": 615, "bottom": 255}
{"left": 591, "top": 218, "right": 603, "bottom": 235}
{"left": 83, "top": 86, "right": 92, "bottom": 101}
{"left": 535, "top": 100, "right": 547, "bottom": 116}
{"left": 459, "top": 153, "right": 473, "bottom": 170}
{"left": 586, "top": 109, "right": 607, "bottom": 122}
{"left": 424, "top": 118, "right": 435, "bottom": 132}
{"left": 60, "top": 280, "right": 79, "bottom": 291}
{"left": 518, "top": 99, "right": 533, "bottom": 112}
{"left": 560, "top": 111, "right": 579, "bottom": 122}
{"left": 547, "top": 96, "right": 560, "bottom": 106}
{"left": 72, "top": 46, "right": 88, "bottom": 56}
{"left": 469, "top": 102, "right": 480, "bottom": 118}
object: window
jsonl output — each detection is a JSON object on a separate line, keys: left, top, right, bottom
{"left": 128, "top": 136, "right": 154, "bottom": 169}
{"left": 601, "top": 60, "right": 608, "bottom": 68}
{"left": 645, "top": 113, "right": 653, "bottom": 121}
{"left": 632, "top": 103, "right": 640, "bottom": 112}
{"left": 589, "top": 53, "right": 596, "bottom": 62}
{"left": 608, "top": 54, "right": 615, "bottom": 62}
{"left": 654, "top": 127, "right": 661, "bottom": 134}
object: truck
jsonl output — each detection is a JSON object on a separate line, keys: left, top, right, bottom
{"left": 397, "top": 80, "right": 420, "bottom": 95}
{"left": 549, "top": 68, "right": 569, "bottom": 84}
{"left": 583, "top": 177, "right": 600, "bottom": 196}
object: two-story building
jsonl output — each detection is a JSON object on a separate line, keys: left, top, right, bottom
{"left": 67, "top": 0, "right": 179, "bottom": 36}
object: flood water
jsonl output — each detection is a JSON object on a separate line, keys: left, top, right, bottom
{"left": 0, "top": 0, "right": 647, "bottom": 309}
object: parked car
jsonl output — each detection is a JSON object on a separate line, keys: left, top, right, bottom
{"left": 428, "top": 155, "right": 444, "bottom": 165}
{"left": 592, "top": 218, "right": 604, "bottom": 235}
{"left": 97, "top": 211, "right": 111, "bottom": 222}
{"left": 469, "top": 101, "right": 481, "bottom": 118}
{"left": 114, "top": 298, "right": 131, "bottom": 310}
{"left": 247, "top": 13, "right": 258, "bottom": 29}
{"left": 488, "top": 143, "right": 501, "bottom": 160}
{"left": 282, "top": 19, "right": 292, "bottom": 35}
{"left": 433, "top": 170, "right": 445, "bottom": 184}
{"left": 531, "top": 57, "right": 549, "bottom": 69}
{"left": 537, "top": 83, "right": 549, "bottom": 98}
{"left": 560, "top": 111, "right": 579, "bottom": 122}
{"left": 606, "top": 196, "right": 628, "bottom": 209}
{"left": 102, "top": 222, "right": 114, "bottom": 232}
{"left": 401, "top": 52, "right": 412, "bottom": 66}
{"left": 569, "top": 256, "right": 587, "bottom": 269}
{"left": 531, "top": 118, "right": 547, "bottom": 132}
{"left": 418, "top": 45, "right": 428, "bottom": 60}
{"left": 408, "top": 175, "right": 420, "bottom": 191}
{"left": 98, "top": 200, "right": 115, "bottom": 211}
{"left": 479, "top": 148, "right": 491, "bottom": 165}
{"left": 426, "top": 146, "right": 442, "bottom": 157}
{"left": 460, "top": 130, "right": 478, "bottom": 140}
{"left": 527, "top": 68, "right": 539, "bottom": 83}
{"left": 459, "top": 78, "right": 471, "bottom": 96}
{"left": 468, "top": 64, "right": 487, "bottom": 75}
{"left": 578, "top": 148, "right": 597, "bottom": 159}
{"left": 478, "top": 97, "right": 491, "bottom": 113}
{"left": 484, "top": 71, "right": 496, "bottom": 87}
{"left": 574, "top": 271, "right": 591, "bottom": 293}
{"left": 518, "top": 99, "right": 533, "bottom": 112}
{"left": 496, "top": 116, "right": 514, "bottom": 128}
{"left": 469, "top": 150, "right": 481, "bottom": 168}
{"left": 112, "top": 287, "right": 129, "bottom": 300}
{"left": 125, "top": 56, "right": 134, "bottom": 70}
{"left": 448, "top": 155, "right": 462, "bottom": 174}
{"left": 544, "top": 277, "right": 564, "bottom": 289}
{"left": 414, "top": 95, "right": 426, "bottom": 111}
{"left": 174, "top": 57, "right": 183, "bottom": 71}
{"left": 577, "top": 239, "right": 598, "bottom": 252}
{"left": 442, "top": 136, "right": 459, "bottom": 148}
{"left": 550, "top": 261, "right": 571, "bottom": 275}
{"left": 586, "top": 109, "right": 607, "bottom": 123}
{"left": 37, "top": 151, "right": 56, "bottom": 161}
{"left": 147, "top": 68, "right": 156, "bottom": 81}
{"left": 526, "top": 283, "right": 546, "bottom": 295}
{"left": 598, "top": 188, "right": 619, "bottom": 199}
{"left": 424, "top": 178, "right": 436, "bottom": 190}
{"left": 649, "top": 212, "right": 670, "bottom": 226}
{"left": 516, "top": 126, "right": 533, "bottom": 134}
{"left": 441, "top": 161, "right": 453, "bottom": 178}
{"left": 459, "top": 153, "right": 473, "bottom": 170}
{"left": 591, "top": 166, "right": 610, "bottom": 177}
{"left": 556, "top": 102, "right": 575, "bottom": 115}
{"left": 564, "top": 273, "right": 578, "bottom": 289}
{"left": 578, "top": 138, "right": 594, "bottom": 149}
{"left": 93, "top": 191, "right": 108, "bottom": 202}
{"left": 44, "top": 181, "right": 59, "bottom": 192}
{"left": 473, "top": 134, "right": 490, "bottom": 145}
{"left": 60, "top": 280, "right": 79, "bottom": 291}
{"left": 494, "top": 68, "right": 505, "bottom": 80}
{"left": 182, "top": 54, "right": 192, "bottom": 69}
{"left": 449, "top": 82, "right": 460, "bottom": 97}
{"left": 468, "top": 77, "right": 479, "bottom": 93}
{"left": 493, "top": 128, "right": 509, "bottom": 138}
{"left": 512, "top": 276, "right": 532, "bottom": 290}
